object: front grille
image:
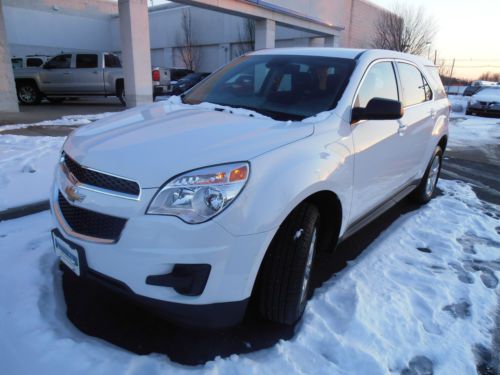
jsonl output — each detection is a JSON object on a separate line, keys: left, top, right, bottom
{"left": 58, "top": 192, "right": 127, "bottom": 242}
{"left": 63, "top": 153, "right": 140, "bottom": 196}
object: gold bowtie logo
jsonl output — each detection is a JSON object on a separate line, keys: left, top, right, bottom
{"left": 65, "top": 185, "right": 85, "bottom": 203}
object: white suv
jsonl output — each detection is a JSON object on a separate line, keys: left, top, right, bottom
{"left": 50, "top": 48, "right": 449, "bottom": 328}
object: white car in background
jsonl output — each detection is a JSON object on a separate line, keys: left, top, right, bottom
{"left": 466, "top": 86, "right": 500, "bottom": 117}
{"left": 50, "top": 48, "right": 450, "bottom": 328}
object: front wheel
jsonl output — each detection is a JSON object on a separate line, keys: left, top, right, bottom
{"left": 257, "top": 203, "right": 320, "bottom": 325}
{"left": 16, "top": 82, "right": 42, "bottom": 105}
{"left": 412, "top": 147, "right": 443, "bottom": 204}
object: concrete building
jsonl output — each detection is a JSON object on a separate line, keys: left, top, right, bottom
{"left": 0, "top": 0, "right": 387, "bottom": 110}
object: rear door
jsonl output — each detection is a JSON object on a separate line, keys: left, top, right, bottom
{"left": 38, "top": 54, "right": 73, "bottom": 93}
{"left": 350, "top": 61, "right": 409, "bottom": 222}
{"left": 395, "top": 62, "right": 435, "bottom": 182}
{"left": 72, "top": 53, "right": 103, "bottom": 94}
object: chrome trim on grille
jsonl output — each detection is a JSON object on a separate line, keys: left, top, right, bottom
{"left": 61, "top": 158, "right": 142, "bottom": 201}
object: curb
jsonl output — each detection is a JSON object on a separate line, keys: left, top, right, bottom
{"left": 0, "top": 200, "right": 50, "bottom": 221}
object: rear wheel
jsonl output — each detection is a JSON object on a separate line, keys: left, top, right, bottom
{"left": 412, "top": 147, "right": 443, "bottom": 204}
{"left": 16, "top": 82, "right": 42, "bottom": 104}
{"left": 257, "top": 203, "right": 320, "bottom": 325}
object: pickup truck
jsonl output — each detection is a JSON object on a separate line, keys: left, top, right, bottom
{"left": 14, "top": 52, "right": 170, "bottom": 105}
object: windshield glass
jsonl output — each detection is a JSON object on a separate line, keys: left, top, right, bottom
{"left": 182, "top": 54, "right": 355, "bottom": 121}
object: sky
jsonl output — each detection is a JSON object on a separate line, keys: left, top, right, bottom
{"left": 368, "top": 0, "right": 500, "bottom": 80}
{"left": 147, "top": 0, "right": 499, "bottom": 80}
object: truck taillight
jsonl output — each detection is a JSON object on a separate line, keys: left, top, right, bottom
{"left": 152, "top": 70, "right": 160, "bottom": 82}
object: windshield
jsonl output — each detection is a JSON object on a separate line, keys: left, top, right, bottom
{"left": 182, "top": 54, "right": 355, "bottom": 121}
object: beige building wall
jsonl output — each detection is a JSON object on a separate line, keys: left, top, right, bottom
{"left": 339, "top": 0, "right": 387, "bottom": 49}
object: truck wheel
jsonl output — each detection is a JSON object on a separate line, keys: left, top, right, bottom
{"left": 16, "top": 82, "right": 42, "bottom": 105}
{"left": 258, "top": 203, "right": 320, "bottom": 325}
{"left": 412, "top": 146, "right": 443, "bottom": 204}
{"left": 116, "top": 83, "right": 126, "bottom": 106}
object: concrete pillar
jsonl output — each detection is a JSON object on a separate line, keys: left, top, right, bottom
{"left": 255, "top": 19, "right": 275, "bottom": 50}
{"left": 309, "top": 37, "right": 325, "bottom": 47}
{"left": 0, "top": 0, "right": 19, "bottom": 112}
{"left": 118, "top": 0, "right": 152, "bottom": 107}
{"left": 324, "top": 36, "right": 336, "bottom": 47}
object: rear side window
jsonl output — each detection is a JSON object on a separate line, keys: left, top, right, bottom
{"left": 76, "top": 54, "right": 98, "bottom": 69}
{"left": 105, "top": 54, "right": 121, "bottom": 68}
{"left": 355, "top": 62, "right": 399, "bottom": 108}
{"left": 425, "top": 66, "right": 446, "bottom": 99}
{"left": 397, "top": 63, "right": 432, "bottom": 107}
{"left": 26, "top": 58, "right": 43, "bottom": 67}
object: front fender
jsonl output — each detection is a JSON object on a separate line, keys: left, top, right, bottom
{"left": 214, "top": 119, "right": 354, "bottom": 238}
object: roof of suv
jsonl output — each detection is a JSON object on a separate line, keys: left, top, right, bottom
{"left": 250, "top": 48, "right": 434, "bottom": 66}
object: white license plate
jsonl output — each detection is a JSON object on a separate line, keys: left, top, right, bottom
{"left": 52, "top": 233, "right": 80, "bottom": 276}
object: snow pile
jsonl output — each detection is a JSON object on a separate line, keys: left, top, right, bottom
{"left": 0, "top": 180, "right": 498, "bottom": 374}
{"left": 0, "top": 112, "right": 116, "bottom": 132}
{"left": 0, "top": 135, "right": 64, "bottom": 210}
{"left": 448, "top": 95, "right": 469, "bottom": 117}
{"left": 448, "top": 116, "right": 500, "bottom": 149}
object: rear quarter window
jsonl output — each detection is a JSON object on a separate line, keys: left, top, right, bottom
{"left": 425, "top": 66, "right": 447, "bottom": 100}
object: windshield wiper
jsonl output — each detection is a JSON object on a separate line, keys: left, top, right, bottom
{"left": 217, "top": 103, "right": 305, "bottom": 121}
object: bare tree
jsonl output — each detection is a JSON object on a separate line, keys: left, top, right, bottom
{"left": 176, "top": 9, "right": 199, "bottom": 71}
{"left": 235, "top": 18, "right": 256, "bottom": 57}
{"left": 372, "top": 1, "right": 437, "bottom": 56}
{"left": 479, "top": 72, "right": 500, "bottom": 82}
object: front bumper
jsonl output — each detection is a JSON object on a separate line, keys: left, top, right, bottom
{"left": 50, "top": 164, "right": 275, "bottom": 327}
{"left": 467, "top": 103, "right": 500, "bottom": 117}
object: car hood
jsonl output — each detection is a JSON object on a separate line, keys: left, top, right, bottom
{"left": 64, "top": 102, "right": 314, "bottom": 188}
{"left": 472, "top": 92, "right": 500, "bottom": 102}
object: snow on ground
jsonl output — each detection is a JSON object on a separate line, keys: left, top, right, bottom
{"left": 447, "top": 95, "right": 500, "bottom": 149}
{"left": 0, "top": 135, "right": 64, "bottom": 210}
{"left": 0, "top": 179, "right": 498, "bottom": 374}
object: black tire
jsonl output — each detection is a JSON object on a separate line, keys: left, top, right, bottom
{"left": 116, "top": 81, "right": 126, "bottom": 106}
{"left": 466, "top": 110, "right": 473, "bottom": 116}
{"left": 258, "top": 203, "right": 320, "bottom": 325}
{"left": 412, "top": 147, "right": 443, "bottom": 204}
{"left": 47, "top": 97, "right": 65, "bottom": 104}
{"left": 16, "top": 82, "right": 42, "bottom": 104}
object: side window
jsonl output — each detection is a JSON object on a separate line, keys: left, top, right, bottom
{"left": 397, "top": 63, "right": 432, "bottom": 107}
{"left": 45, "top": 54, "right": 72, "bottom": 69}
{"left": 355, "top": 62, "right": 399, "bottom": 108}
{"left": 11, "top": 58, "right": 23, "bottom": 69}
{"left": 105, "top": 54, "right": 121, "bottom": 68}
{"left": 26, "top": 58, "right": 43, "bottom": 67}
{"left": 76, "top": 54, "right": 98, "bottom": 69}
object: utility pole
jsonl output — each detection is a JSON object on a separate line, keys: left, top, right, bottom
{"left": 434, "top": 50, "right": 437, "bottom": 65}
{"left": 449, "top": 58, "right": 456, "bottom": 80}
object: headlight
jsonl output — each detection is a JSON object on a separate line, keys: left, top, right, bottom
{"left": 146, "top": 162, "right": 249, "bottom": 223}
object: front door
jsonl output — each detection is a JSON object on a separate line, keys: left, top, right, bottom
{"left": 350, "top": 61, "right": 409, "bottom": 222}
{"left": 38, "top": 54, "right": 73, "bottom": 94}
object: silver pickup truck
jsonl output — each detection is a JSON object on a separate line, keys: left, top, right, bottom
{"left": 14, "top": 52, "right": 171, "bottom": 105}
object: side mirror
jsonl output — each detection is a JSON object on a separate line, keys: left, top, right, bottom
{"left": 352, "top": 98, "right": 404, "bottom": 123}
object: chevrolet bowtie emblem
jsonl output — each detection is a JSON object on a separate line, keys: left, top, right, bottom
{"left": 65, "top": 185, "right": 85, "bottom": 203}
